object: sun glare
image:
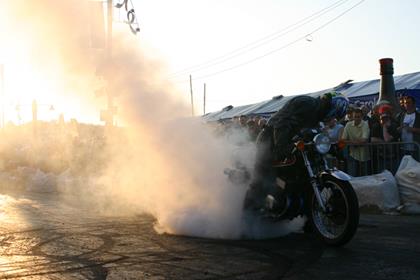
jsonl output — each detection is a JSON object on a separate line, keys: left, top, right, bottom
{"left": 2, "top": 64, "right": 61, "bottom": 124}
{"left": 1, "top": 56, "right": 103, "bottom": 125}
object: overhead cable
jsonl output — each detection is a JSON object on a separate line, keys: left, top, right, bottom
{"left": 173, "top": 0, "right": 366, "bottom": 83}
{"left": 169, "top": 0, "right": 350, "bottom": 78}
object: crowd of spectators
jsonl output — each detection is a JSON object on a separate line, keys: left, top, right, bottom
{"left": 213, "top": 95, "right": 420, "bottom": 177}
{"left": 323, "top": 95, "right": 420, "bottom": 176}
{"left": 212, "top": 114, "right": 268, "bottom": 144}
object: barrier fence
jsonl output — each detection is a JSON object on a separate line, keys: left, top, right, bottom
{"left": 335, "top": 141, "right": 420, "bottom": 177}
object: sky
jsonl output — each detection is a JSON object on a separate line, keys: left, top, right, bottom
{"left": 1, "top": 0, "right": 420, "bottom": 123}
{"left": 134, "top": 0, "right": 420, "bottom": 115}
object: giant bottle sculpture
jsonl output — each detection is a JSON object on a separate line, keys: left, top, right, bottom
{"left": 378, "top": 58, "right": 400, "bottom": 113}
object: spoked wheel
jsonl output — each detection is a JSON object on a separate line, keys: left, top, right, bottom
{"left": 308, "top": 176, "right": 359, "bottom": 246}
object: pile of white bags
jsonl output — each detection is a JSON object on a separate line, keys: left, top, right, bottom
{"left": 395, "top": 155, "right": 420, "bottom": 214}
{"left": 350, "top": 170, "right": 401, "bottom": 212}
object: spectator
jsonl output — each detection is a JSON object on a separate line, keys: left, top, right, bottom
{"left": 369, "top": 103, "right": 381, "bottom": 130}
{"left": 370, "top": 101, "right": 393, "bottom": 130}
{"left": 232, "top": 116, "right": 241, "bottom": 129}
{"left": 399, "top": 96, "right": 406, "bottom": 110}
{"left": 239, "top": 115, "right": 248, "bottom": 128}
{"left": 396, "top": 96, "right": 407, "bottom": 123}
{"left": 253, "top": 115, "right": 262, "bottom": 124}
{"left": 371, "top": 110, "right": 400, "bottom": 173}
{"left": 340, "top": 105, "right": 354, "bottom": 126}
{"left": 323, "top": 116, "right": 344, "bottom": 168}
{"left": 258, "top": 118, "right": 267, "bottom": 130}
{"left": 341, "top": 108, "right": 370, "bottom": 176}
{"left": 399, "top": 96, "right": 420, "bottom": 160}
{"left": 369, "top": 103, "right": 385, "bottom": 173}
{"left": 398, "top": 96, "right": 406, "bottom": 112}
{"left": 324, "top": 117, "right": 344, "bottom": 142}
{"left": 361, "top": 105, "right": 371, "bottom": 123}
{"left": 246, "top": 119, "right": 259, "bottom": 142}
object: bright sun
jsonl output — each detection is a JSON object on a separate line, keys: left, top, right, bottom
{"left": 2, "top": 63, "right": 61, "bottom": 124}
{"left": 1, "top": 62, "right": 103, "bottom": 125}
{"left": 0, "top": 2, "right": 105, "bottom": 126}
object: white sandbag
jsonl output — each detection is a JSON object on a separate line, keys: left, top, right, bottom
{"left": 350, "top": 170, "right": 400, "bottom": 211}
{"left": 25, "top": 168, "right": 58, "bottom": 193}
{"left": 395, "top": 155, "right": 420, "bottom": 214}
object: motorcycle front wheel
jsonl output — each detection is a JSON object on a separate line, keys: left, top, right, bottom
{"left": 307, "top": 175, "right": 359, "bottom": 246}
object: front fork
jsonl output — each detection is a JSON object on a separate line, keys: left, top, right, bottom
{"left": 301, "top": 151, "right": 327, "bottom": 212}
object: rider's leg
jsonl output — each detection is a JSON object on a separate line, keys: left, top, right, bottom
{"left": 245, "top": 128, "right": 273, "bottom": 210}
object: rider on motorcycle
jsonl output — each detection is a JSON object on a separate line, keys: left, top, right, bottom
{"left": 245, "top": 92, "right": 349, "bottom": 210}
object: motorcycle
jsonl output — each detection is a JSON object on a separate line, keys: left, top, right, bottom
{"left": 237, "top": 128, "right": 359, "bottom": 246}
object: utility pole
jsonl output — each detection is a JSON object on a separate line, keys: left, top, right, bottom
{"left": 0, "top": 64, "right": 4, "bottom": 129}
{"left": 203, "top": 83, "right": 206, "bottom": 115}
{"left": 32, "top": 99, "right": 38, "bottom": 136}
{"left": 189, "top": 75, "right": 194, "bottom": 116}
{"left": 100, "top": 0, "right": 139, "bottom": 126}
{"left": 107, "top": 0, "right": 113, "bottom": 58}
{"left": 106, "top": 0, "right": 114, "bottom": 127}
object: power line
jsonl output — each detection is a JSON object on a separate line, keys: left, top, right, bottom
{"left": 168, "top": 0, "right": 350, "bottom": 78}
{"left": 173, "top": 0, "right": 366, "bottom": 83}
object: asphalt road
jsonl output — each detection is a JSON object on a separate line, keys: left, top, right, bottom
{"left": 0, "top": 192, "right": 419, "bottom": 280}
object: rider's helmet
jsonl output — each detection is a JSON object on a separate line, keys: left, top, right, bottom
{"left": 323, "top": 91, "right": 349, "bottom": 120}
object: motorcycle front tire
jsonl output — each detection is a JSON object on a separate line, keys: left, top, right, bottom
{"left": 306, "top": 175, "right": 359, "bottom": 247}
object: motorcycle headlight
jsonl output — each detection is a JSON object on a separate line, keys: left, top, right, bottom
{"left": 313, "top": 133, "right": 331, "bottom": 154}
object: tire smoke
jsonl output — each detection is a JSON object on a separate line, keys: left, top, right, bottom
{"left": 0, "top": 0, "right": 303, "bottom": 239}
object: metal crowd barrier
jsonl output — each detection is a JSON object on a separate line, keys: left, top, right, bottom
{"left": 335, "top": 141, "right": 420, "bottom": 177}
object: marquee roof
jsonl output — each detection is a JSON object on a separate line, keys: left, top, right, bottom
{"left": 202, "top": 71, "right": 420, "bottom": 122}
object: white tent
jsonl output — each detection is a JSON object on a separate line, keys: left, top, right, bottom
{"left": 203, "top": 71, "right": 420, "bottom": 122}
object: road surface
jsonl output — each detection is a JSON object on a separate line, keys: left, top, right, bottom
{"left": 0, "top": 192, "right": 419, "bottom": 279}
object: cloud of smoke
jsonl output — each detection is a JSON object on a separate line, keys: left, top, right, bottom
{"left": 0, "top": 0, "right": 303, "bottom": 239}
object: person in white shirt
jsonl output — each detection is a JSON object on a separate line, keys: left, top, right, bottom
{"left": 399, "top": 96, "right": 420, "bottom": 160}
{"left": 341, "top": 108, "right": 370, "bottom": 176}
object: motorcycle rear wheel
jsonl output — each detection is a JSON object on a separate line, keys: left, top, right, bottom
{"left": 307, "top": 176, "right": 359, "bottom": 246}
